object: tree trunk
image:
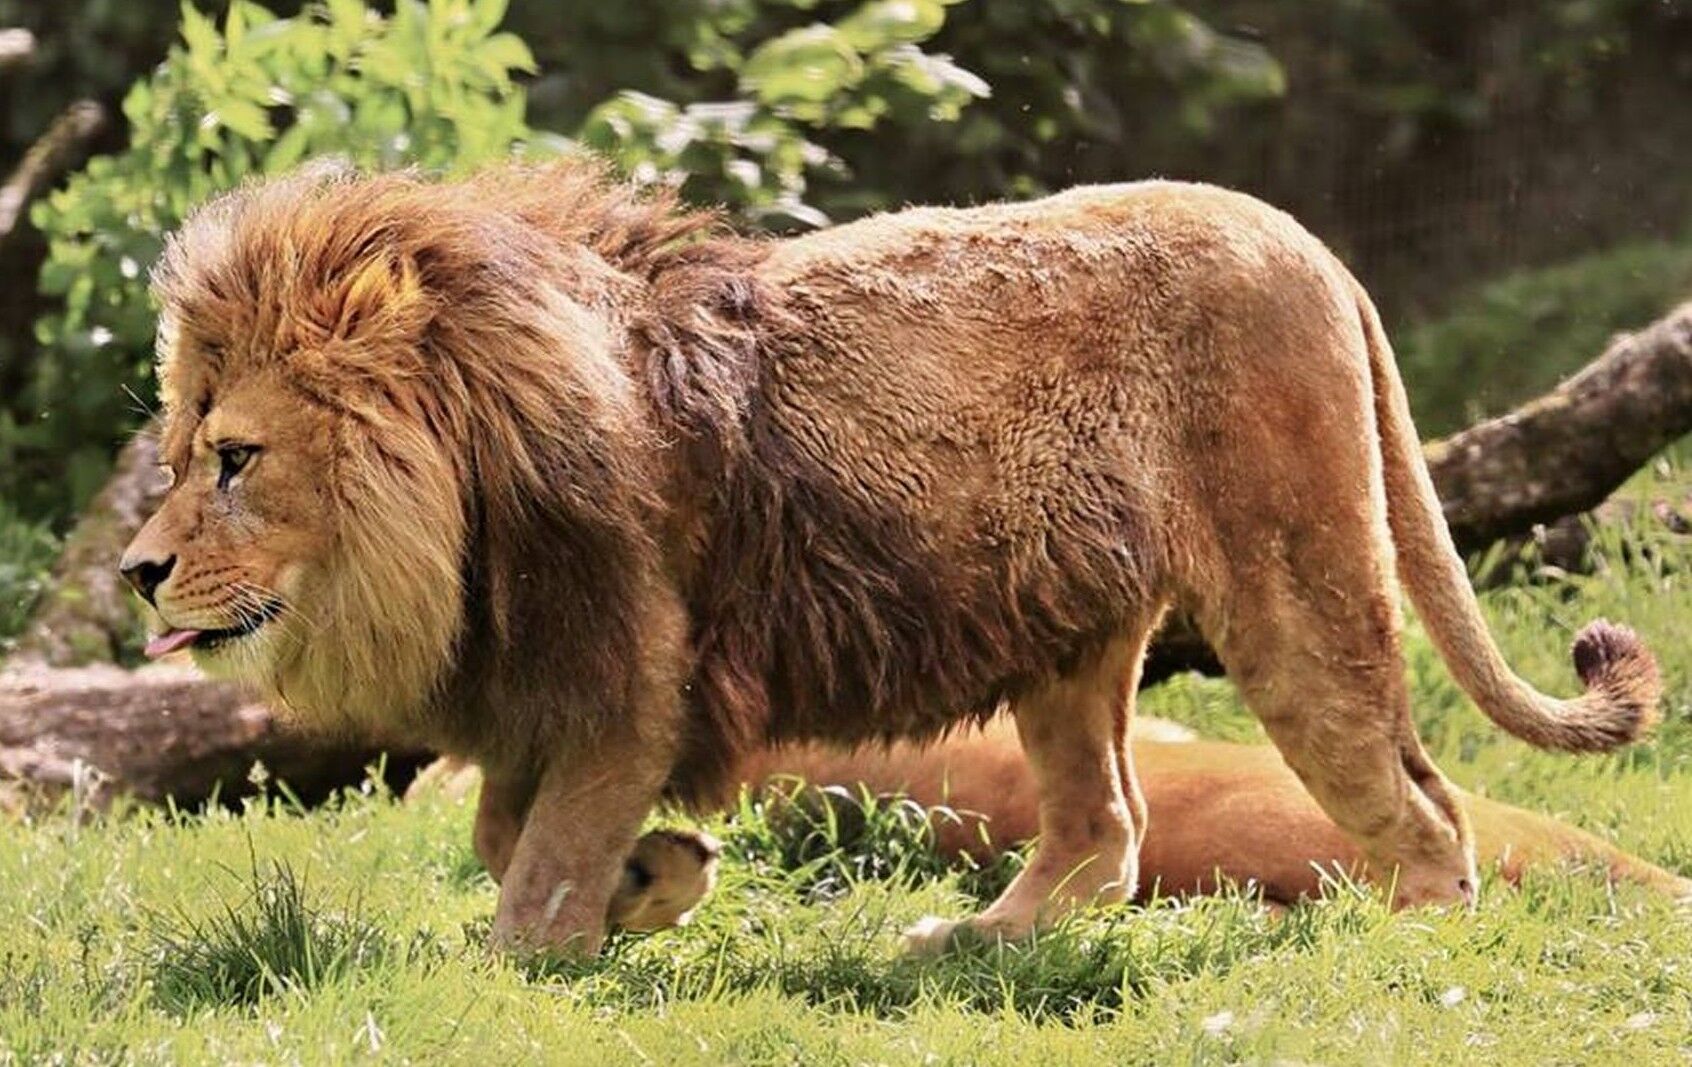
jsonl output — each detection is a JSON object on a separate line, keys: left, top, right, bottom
{"left": 12, "top": 433, "right": 164, "bottom": 666}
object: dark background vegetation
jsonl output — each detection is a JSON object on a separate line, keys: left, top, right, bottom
{"left": 1, "top": 0, "right": 1690, "bottom": 627}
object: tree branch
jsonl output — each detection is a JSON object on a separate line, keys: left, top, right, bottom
{"left": 0, "top": 99, "right": 106, "bottom": 250}
{"left": 0, "top": 28, "right": 34, "bottom": 72}
{"left": 1427, "top": 302, "right": 1692, "bottom": 549}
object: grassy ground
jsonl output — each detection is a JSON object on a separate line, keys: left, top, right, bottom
{"left": 2, "top": 456, "right": 1689, "bottom": 1065}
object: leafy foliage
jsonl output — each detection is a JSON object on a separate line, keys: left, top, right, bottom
{"left": 582, "top": 0, "right": 991, "bottom": 226}
{"left": 7, "top": 0, "right": 1691, "bottom": 531}
{"left": 572, "top": 0, "right": 1284, "bottom": 221}
{"left": 0, "top": 501, "right": 58, "bottom": 646}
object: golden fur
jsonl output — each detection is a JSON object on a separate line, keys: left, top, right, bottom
{"left": 608, "top": 718, "right": 1692, "bottom": 923}
{"left": 124, "top": 161, "right": 1659, "bottom": 955}
{"left": 606, "top": 828, "right": 723, "bottom": 932}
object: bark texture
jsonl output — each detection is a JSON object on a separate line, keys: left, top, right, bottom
{"left": 13, "top": 433, "right": 165, "bottom": 666}
{"left": 0, "top": 661, "right": 419, "bottom": 812}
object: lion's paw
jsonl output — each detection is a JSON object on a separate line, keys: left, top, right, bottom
{"left": 901, "top": 915, "right": 965, "bottom": 956}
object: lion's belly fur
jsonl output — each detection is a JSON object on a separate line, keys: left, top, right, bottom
{"left": 675, "top": 180, "right": 1367, "bottom": 803}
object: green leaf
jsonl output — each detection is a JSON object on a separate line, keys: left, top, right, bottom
{"left": 264, "top": 123, "right": 312, "bottom": 172}
{"left": 838, "top": 0, "right": 948, "bottom": 52}
{"left": 470, "top": 0, "right": 510, "bottom": 36}
{"left": 478, "top": 32, "right": 537, "bottom": 76}
{"left": 742, "top": 25, "right": 864, "bottom": 106}
{"left": 206, "top": 97, "right": 274, "bottom": 142}
{"left": 179, "top": 2, "right": 221, "bottom": 59}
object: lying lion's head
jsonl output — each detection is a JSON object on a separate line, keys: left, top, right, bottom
{"left": 121, "top": 164, "right": 680, "bottom": 740}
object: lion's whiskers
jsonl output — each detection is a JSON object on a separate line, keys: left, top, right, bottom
{"left": 231, "top": 579, "right": 318, "bottom": 642}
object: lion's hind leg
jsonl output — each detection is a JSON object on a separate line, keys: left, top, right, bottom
{"left": 1188, "top": 514, "right": 1477, "bottom": 910}
{"left": 904, "top": 618, "right": 1157, "bottom": 954}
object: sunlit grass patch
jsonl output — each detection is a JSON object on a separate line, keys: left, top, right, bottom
{"left": 145, "top": 857, "right": 435, "bottom": 1013}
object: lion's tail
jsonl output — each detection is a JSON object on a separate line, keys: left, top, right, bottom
{"left": 1355, "top": 282, "right": 1661, "bottom": 753}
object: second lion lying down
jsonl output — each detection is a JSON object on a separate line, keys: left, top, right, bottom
{"left": 413, "top": 719, "right": 1691, "bottom": 931}
{"left": 617, "top": 716, "right": 1689, "bottom": 929}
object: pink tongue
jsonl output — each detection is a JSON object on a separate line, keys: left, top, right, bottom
{"left": 144, "top": 629, "right": 203, "bottom": 659}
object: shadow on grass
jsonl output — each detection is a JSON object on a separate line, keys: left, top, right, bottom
{"left": 526, "top": 887, "right": 1392, "bottom": 1024}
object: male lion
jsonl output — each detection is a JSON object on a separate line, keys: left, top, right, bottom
{"left": 121, "top": 161, "right": 1659, "bottom": 956}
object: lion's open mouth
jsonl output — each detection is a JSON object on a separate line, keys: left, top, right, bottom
{"left": 143, "top": 599, "right": 284, "bottom": 659}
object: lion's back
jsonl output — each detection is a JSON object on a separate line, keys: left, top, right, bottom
{"left": 761, "top": 180, "right": 1330, "bottom": 310}
{"left": 756, "top": 180, "right": 1353, "bottom": 431}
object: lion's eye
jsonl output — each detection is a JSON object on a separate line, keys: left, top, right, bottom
{"left": 216, "top": 444, "right": 257, "bottom": 488}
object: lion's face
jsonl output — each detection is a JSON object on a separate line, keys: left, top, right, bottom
{"left": 121, "top": 316, "right": 471, "bottom": 733}
{"left": 121, "top": 368, "right": 337, "bottom": 681}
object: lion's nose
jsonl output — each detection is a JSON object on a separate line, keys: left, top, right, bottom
{"left": 118, "top": 552, "right": 176, "bottom": 606}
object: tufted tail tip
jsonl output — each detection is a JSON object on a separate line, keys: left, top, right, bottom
{"left": 1568, "top": 619, "right": 1662, "bottom": 750}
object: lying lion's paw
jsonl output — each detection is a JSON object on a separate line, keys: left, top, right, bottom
{"left": 606, "top": 828, "right": 722, "bottom": 933}
{"left": 903, "top": 914, "right": 1040, "bottom": 956}
{"left": 901, "top": 915, "right": 967, "bottom": 956}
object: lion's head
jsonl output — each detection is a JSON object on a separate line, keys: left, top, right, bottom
{"left": 120, "top": 163, "right": 698, "bottom": 744}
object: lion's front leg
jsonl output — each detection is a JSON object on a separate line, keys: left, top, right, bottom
{"left": 473, "top": 768, "right": 534, "bottom": 885}
{"left": 490, "top": 717, "right": 678, "bottom": 957}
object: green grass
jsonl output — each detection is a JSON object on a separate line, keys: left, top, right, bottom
{"left": 1, "top": 457, "right": 1688, "bottom": 1065}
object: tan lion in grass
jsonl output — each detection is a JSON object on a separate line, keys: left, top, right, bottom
{"left": 122, "top": 160, "right": 1659, "bottom": 956}
{"left": 593, "top": 717, "right": 1690, "bottom": 932}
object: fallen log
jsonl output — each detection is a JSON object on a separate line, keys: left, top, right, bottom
{"left": 0, "top": 661, "right": 422, "bottom": 812}
{"left": 1428, "top": 305, "right": 1692, "bottom": 549}
{"left": 5, "top": 302, "right": 1689, "bottom": 804}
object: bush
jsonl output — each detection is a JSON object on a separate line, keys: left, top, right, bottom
{"left": 0, "top": 501, "right": 58, "bottom": 646}
{"left": 579, "top": 0, "right": 992, "bottom": 228}
{"left": 1398, "top": 239, "right": 1692, "bottom": 436}
{"left": 11, "top": 0, "right": 544, "bottom": 521}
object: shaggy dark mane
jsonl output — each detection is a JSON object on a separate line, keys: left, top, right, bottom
{"left": 511, "top": 168, "right": 1170, "bottom": 807}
